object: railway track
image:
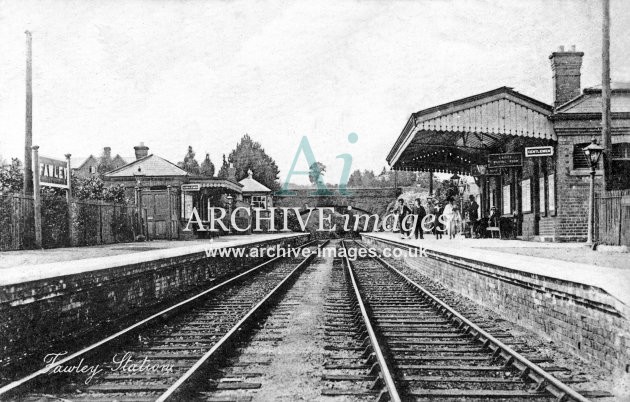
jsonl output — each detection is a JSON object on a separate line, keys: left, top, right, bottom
{"left": 333, "top": 240, "right": 593, "bottom": 402}
{"left": 1, "top": 240, "right": 325, "bottom": 401}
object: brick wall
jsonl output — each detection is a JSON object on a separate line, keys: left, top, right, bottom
{"left": 539, "top": 216, "right": 557, "bottom": 238}
{"left": 362, "top": 235, "right": 630, "bottom": 377}
{"left": 553, "top": 120, "right": 630, "bottom": 242}
{"left": 554, "top": 122, "right": 604, "bottom": 242}
{"left": 0, "top": 234, "right": 308, "bottom": 363}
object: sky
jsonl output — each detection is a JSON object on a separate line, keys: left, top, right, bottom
{"left": 0, "top": 0, "right": 629, "bottom": 185}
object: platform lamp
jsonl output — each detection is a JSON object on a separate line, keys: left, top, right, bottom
{"left": 583, "top": 137, "right": 604, "bottom": 246}
{"left": 133, "top": 167, "right": 146, "bottom": 239}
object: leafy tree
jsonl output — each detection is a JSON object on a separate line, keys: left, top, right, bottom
{"left": 0, "top": 158, "right": 24, "bottom": 193}
{"left": 360, "top": 170, "right": 376, "bottom": 187}
{"left": 217, "top": 154, "right": 229, "bottom": 179}
{"left": 200, "top": 153, "right": 215, "bottom": 177}
{"left": 347, "top": 170, "right": 362, "bottom": 187}
{"left": 308, "top": 162, "right": 326, "bottom": 185}
{"left": 226, "top": 134, "right": 280, "bottom": 190}
{"left": 72, "top": 175, "right": 127, "bottom": 203}
{"left": 178, "top": 146, "right": 201, "bottom": 175}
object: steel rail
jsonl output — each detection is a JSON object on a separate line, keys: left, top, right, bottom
{"left": 0, "top": 239, "right": 319, "bottom": 398}
{"left": 340, "top": 241, "right": 402, "bottom": 402}
{"left": 156, "top": 239, "right": 327, "bottom": 401}
{"left": 351, "top": 240, "right": 590, "bottom": 402}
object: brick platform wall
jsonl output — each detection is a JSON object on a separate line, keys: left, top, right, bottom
{"left": 0, "top": 234, "right": 308, "bottom": 362}
{"left": 362, "top": 235, "right": 630, "bottom": 376}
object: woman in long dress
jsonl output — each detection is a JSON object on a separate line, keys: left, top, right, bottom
{"left": 442, "top": 197, "right": 456, "bottom": 239}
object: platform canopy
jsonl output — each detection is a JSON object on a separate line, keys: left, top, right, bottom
{"left": 386, "top": 87, "right": 556, "bottom": 175}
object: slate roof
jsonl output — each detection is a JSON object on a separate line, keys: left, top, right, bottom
{"left": 239, "top": 171, "right": 271, "bottom": 193}
{"left": 105, "top": 154, "right": 188, "bottom": 177}
{"left": 556, "top": 82, "right": 630, "bottom": 114}
{"left": 71, "top": 156, "right": 96, "bottom": 169}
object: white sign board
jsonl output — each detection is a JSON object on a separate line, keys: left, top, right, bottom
{"left": 525, "top": 146, "right": 554, "bottom": 157}
{"left": 181, "top": 184, "right": 201, "bottom": 191}
{"left": 183, "top": 193, "right": 193, "bottom": 218}
{"left": 521, "top": 179, "right": 531, "bottom": 213}
{"left": 539, "top": 176, "right": 546, "bottom": 216}
{"left": 548, "top": 174, "right": 556, "bottom": 213}
{"left": 502, "top": 184, "right": 511, "bottom": 215}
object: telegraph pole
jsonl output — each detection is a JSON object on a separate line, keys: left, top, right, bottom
{"left": 602, "top": 0, "right": 612, "bottom": 190}
{"left": 24, "top": 31, "right": 34, "bottom": 195}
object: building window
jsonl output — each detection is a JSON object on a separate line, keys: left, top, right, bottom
{"left": 572, "top": 143, "right": 593, "bottom": 169}
{"left": 612, "top": 143, "right": 630, "bottom": 160}
{"left": 251, "top": 195, "right": 267, "bottom": 209}
{"left": 89, "top": 165, "right": 97, "bottom": 174}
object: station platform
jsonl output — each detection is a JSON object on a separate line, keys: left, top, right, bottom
{"left": 361, "top": 232, "right": 630, "bottom": 373}
{"left": 0, "top": 233, "right": 307, "bottom": 287}
{"left": 364, "top": 232, "right": 630, "bottom": 306}
{"left": 0, "top": 232, "right": 309, "bottom": 364}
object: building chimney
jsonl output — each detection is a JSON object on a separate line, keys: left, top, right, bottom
{"left": 227, "top": 163, "right": 237, "bottom": 182}
{"left": 103, "top": 147, "right": 111, "bottom": 159}
{"left": 549, "top": 45, "right": 584, "bottom": 109}
{"left": 134, "top": 142, "right": 149, "bottom": 160}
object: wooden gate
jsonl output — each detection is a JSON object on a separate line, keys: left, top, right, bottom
{"left": 141, "top": 189, "right": 179, "bottom": 240}
{"left": 595, "top": 189, "right": 630, "bottom": 246}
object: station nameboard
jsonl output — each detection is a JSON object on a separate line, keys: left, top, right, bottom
{"left": 525, "top": 146, "right": 554, "bottom": 157}
{"left": 488, "top": 153, "right": 522, "bottom": 168}
{"left": 39, "top": 156, "right": 69, "bottom": 188}
{"left": 181, "top": 184, "right": 201, "bottom": 191}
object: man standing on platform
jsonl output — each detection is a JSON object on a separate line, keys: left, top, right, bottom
{"left": 396, "top": 198, "right": 412, "bottom": 239}
{"left": 411, "top": 198, "right": 427, "bottom": 239}
{"left": 467, "top": 195, "right": 479, "bottom": 238}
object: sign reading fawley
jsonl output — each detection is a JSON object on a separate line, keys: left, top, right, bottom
{"left": 39, "top": 156, "right": 69, "bottom": 188}
{"left": 525, "top": 146, "right": 554, "bottom": 157}
{"left": 488, "top": 153, "right": 522, "bottom": 168}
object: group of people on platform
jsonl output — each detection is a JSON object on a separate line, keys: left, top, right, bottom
{"left": 394, "top": 195, "right": 502, "bottom": 240}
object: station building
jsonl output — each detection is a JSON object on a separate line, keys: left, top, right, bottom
{"left": 386, "top": 47, "right": 630, "bottom": 242}
{"left": 104, "top": 143, "right": 243, "bottom": 240}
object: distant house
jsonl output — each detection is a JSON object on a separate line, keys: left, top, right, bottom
{"left": 72, "top": 147, "right": 134, "bottom": 178}
{"left": 72, "top": 155, "right": 99, "bottom": 177}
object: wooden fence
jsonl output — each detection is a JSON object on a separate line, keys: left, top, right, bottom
{"left": 0, "top": 192, "right": 143, "bottom": 251}
{"left": 594, "top": 189, "right": 630, "bottom": 246}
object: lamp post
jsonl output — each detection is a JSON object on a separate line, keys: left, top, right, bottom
{"left": 583, "top": 137, "right": 604, "bottom": 245}
{"left": 134, "top": 167, "right": 146, "bottom": 239}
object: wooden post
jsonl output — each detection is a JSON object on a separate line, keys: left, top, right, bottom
{"left": 601, "top": 0, "right": 612, "bottom": 191}
{"left": 24, "top": 31, "right": 33, "bottom": 195}
{"left": 167, "top": 185, "right": 172, "bottom": 239}
{"left": 65, "top": 154, "right": 73, "bottom": 245}
{"left": 32, "top": 145, "right": 42, "bottom": 248}
{"left": 135, "top": 185, "right": 142, "bottom": 239}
